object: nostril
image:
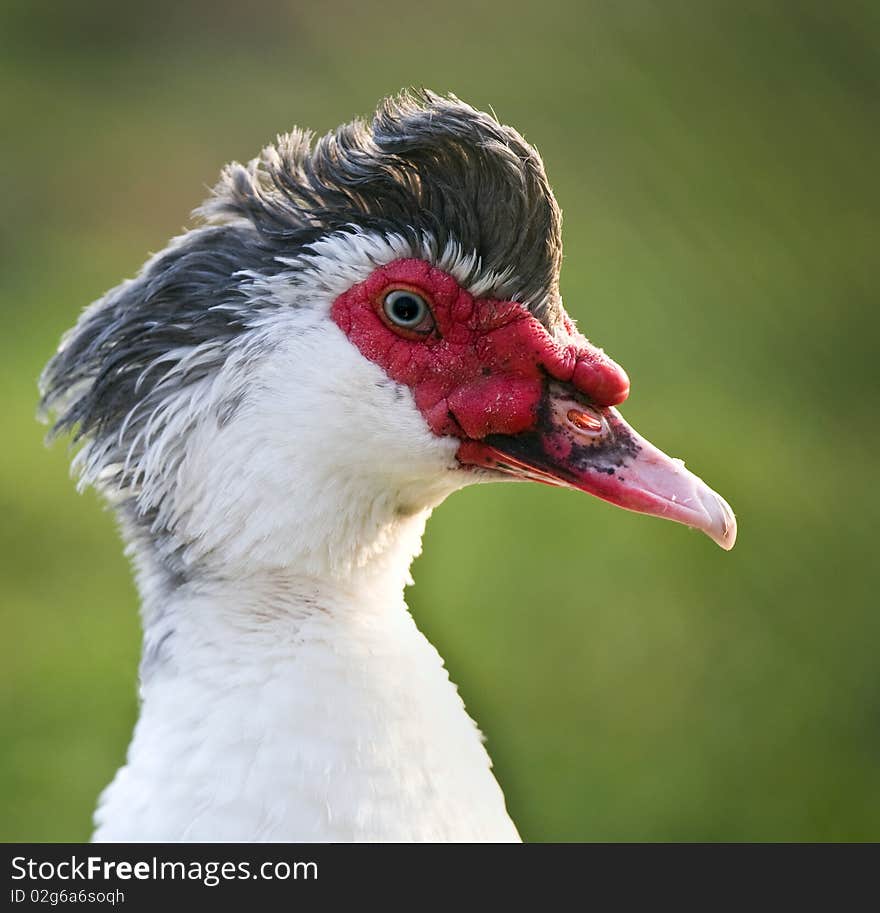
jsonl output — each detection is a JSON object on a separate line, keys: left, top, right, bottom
{"left": 547, "top": 383, "right": 611, "bottom": 441}
{"left": 564, "top": 405, "right": 606, "bottom": 439}
{"left": 566, "top": 407, "right": 603, "bottom": 435}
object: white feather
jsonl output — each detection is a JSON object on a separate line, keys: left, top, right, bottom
{"left": 91, "top": 235, "right": 520, "bottom": 842}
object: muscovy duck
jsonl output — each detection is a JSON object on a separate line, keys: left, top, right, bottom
{"left": 40, "top": 91, "right": 735, "bottom": 842}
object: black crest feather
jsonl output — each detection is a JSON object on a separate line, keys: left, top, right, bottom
{"left": 202, "top": 90, "right": 563, "bottom": 318}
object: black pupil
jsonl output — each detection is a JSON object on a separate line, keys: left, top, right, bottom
{"left": 391, "top": 294, "right": 421, "bottom": 323}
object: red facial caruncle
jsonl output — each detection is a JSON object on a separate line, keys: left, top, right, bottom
{"left": 332, "top": 258, "right": 628, "bottom": 436}
{"left": 331, "top": 258, "right": 736, "bottom": 550}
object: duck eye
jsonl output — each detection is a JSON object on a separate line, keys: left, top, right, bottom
{"left": 382, "top": 289, "right": 434, "bottom": 334}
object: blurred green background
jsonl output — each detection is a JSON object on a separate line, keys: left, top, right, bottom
{"left": 2, "top": 0, "right": 878, "bottom": 841}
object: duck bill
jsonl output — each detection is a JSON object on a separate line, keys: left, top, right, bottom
{"left": 457, "top": 382, "right": 736, "bottom": 550}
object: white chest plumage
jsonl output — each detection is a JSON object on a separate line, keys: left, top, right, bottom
{"left": 93, "top": 572, "right": 519, "bottom": 843}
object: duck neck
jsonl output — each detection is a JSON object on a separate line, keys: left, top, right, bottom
{"left": 131, "top": 502, "right": 431, "bottom": 683}
{"left": 94, "top": 507, "right": 519, "bottom": 842}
